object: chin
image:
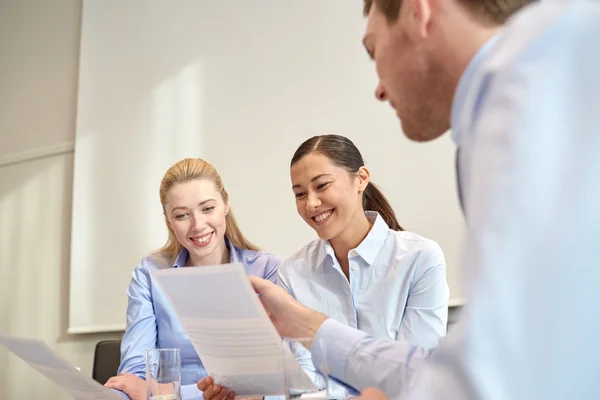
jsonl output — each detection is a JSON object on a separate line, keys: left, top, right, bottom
{"left": 402, "top": 122, "right": 447, "bottom": 142}
{"left": 314, "top": 225, "right": 339, "bottom": 241}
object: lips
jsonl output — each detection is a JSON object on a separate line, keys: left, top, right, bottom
{"left": 312, "top": 209, "right": 334, "bottom": 225}
{"left": 189, "top": 232, "right": 213, "bottom": 247}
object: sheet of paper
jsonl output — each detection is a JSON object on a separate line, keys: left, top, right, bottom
{"left": 0, "top": 334, "right": 122, "bottom": 400}
{"left": 151, "top": 263, "right": 317, "bottom": 396}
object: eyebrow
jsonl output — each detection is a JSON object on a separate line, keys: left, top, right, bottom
{"left": 292, "top": 174, "right": 333, "bottom": 189}
{"left": 170, "top": 199, "right": 216, "bottom": 212}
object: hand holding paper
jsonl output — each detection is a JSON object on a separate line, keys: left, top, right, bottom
{"left": 150, "top": 263, "right": 318, "bottom": 397}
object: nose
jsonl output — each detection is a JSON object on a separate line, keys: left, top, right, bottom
{"left": 375, "top": 82, "right": 387, "bottom": 102}
{"left": 305, "top": 192, "right": 321, "bottom": 212}
{"left": 191, "top": 213, "right": 207, "bottom": 233}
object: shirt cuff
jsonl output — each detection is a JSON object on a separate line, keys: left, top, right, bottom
{"left": 108, "top": 388, "right": 131, "bottom": 399}
{"left": 311, "top": 318, "right": 369, "bottom": 392}
{"left": 181, "top": 383, "right": 204, "bottom": 400}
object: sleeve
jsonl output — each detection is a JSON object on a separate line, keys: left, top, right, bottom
{"left": 108, "top": 388, "right": 131, "bottom": 399}
{"left": 276, "top": 258, "right": 293, "bottom": 295}
{"left": 311, "top": 319, "right": 433, "bottom": 397}
{"left": 263, "top": 253, "right": 281, "bottom": 284}
{"left": 396, "top": 241, "right": 449, "bottom": 348}
{"left": 117, "top": 261, "right": 158, "bottom": 379}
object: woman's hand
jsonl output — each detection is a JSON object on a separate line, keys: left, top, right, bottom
{"left": 105, "top": 373, "right": 147, "bottom": 400}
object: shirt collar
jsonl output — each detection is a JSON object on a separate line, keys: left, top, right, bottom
{"left": 227, "top": 238, "right": 241, "bottom": 264}
{"left": 172, "top": 247, "right": 189, "bottom": 268}
{"left": 451, "top": 34, "right": 501, "bottom": 147}
{"left": 316, "top": 211, "right": 389, "bottom": 268}
{"left": 172, "top": 237, "right": 239, "bottom": 268}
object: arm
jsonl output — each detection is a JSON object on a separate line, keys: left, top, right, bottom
{"left": 311, "top": 319, "right": 433, "bottom": 397}
{"left": 396, "top": 243, "right": 449, "bottom": 348}
{"left": 118, "top": 263, "right": 158, "bottom": 377}
{"left": 105, "top": 262, "right": 158, "bottom": 400}
{"left": 248, "top": 277, "right": 431, "bottom": 397}
{"left": 263, "top": 254, "right": 281, "bottom": 284}
{"left": 116, "top": 262, "right": 203, "bottom": 400}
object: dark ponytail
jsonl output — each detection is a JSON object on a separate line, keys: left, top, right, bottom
{"left": 291, "top": 134, "right": 403, "bottom": 231}
{"left": 363, "top": 182, "right": 403, "bottom": 231}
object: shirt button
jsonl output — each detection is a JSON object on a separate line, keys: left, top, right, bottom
{"left": 350, "top": 250, "right": 357, "bottom": 257}
{"left": 351, "top": 266, "right": 356, "bottom": 271}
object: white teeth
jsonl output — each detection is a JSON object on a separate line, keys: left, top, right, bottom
{"left": 314, "top": 210, "right": 333, "bottom": 222}
{"left": 192, "top": 233, "right": 212, "bottom": 243}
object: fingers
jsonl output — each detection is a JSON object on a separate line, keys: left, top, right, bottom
{"left": 200, "top": 379, "right": 233, "bottom": 400}
{"left": 197, "top": 376, "right": 213, "bottom": 391}
{"left": 104, "top": 375, "right": 126, "bottom": 390}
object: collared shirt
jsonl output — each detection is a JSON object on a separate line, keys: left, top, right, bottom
{"left": 115, "top": 240, "right": 280, "bottom": 400}
{"left": 279, "top": 211, "right": 448, "bottom": 398}
{"left": 311, "top": 1, "right": 600, "bottom": 399}
{"left": 452, "top": 33, "right": 501, "bottom": 211}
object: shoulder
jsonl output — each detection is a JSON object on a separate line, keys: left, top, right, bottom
{"left": 387, "top": 230, "right": 446, "bottom": 268}
{"left": 236, "top": 247, "right": 280, "bottom": 265}
{"left": 280, "top": 238, "right": 322, "bottom": 276}
{"left": 283, "top": 238, "right": 321, "bottom": 267}
{"left": 132, "top": 253, "right": 170, "bottom": 277}
{"left": 485, "top": 2, "right": 574, "bottom": 74}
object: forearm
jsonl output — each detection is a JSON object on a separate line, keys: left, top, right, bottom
{"left": 312, "top": 319, "right": 433, "bottom": 398}
{"left": 292, "top": 307, "right": 328, "bottom": 348}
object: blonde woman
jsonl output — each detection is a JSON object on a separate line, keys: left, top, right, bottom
{"left": 105, "top": 158, "right": 280, "bottom": 400}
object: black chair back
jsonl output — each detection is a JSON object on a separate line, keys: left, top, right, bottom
{"left": 92, "top": 340, "right": 122, "bottom": 385}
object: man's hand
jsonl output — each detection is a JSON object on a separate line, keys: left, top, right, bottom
{"left": 105, "top": 373, "right": 147, "bottom": 400}
{"left": 248, "top": 276, "right": 328, "bottom": 345}
{"left": 352, "top": 388, "right": 388, "bottom": 400}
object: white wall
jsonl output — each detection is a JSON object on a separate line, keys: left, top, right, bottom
{"left": 71, "top": 0, "right": 465, "bottom": 333}
{"left": 0, "top": 1, "right": 121, "bottom": 398}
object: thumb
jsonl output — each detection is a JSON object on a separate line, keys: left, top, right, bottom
{"left": 358, "top": 388, "right": 387, "bottom": 400}
{"left": 248, "top": 276, "right": 271, "bottom": 293}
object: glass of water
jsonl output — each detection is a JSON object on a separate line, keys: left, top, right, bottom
{"left": 146, "top": 348, "right": 181, "bottom": 400}
{"left": 283, "top": 337, "right": 329, "bottom": 400}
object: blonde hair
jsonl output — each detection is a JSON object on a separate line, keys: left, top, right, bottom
{"left": 154, "top": 158, "right": 259, "bottom": 264}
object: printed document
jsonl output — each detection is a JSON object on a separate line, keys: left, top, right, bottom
{"left": 151, "top": 263, "right": 317, "bottom": 396}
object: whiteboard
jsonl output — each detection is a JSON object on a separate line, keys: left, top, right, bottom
{"left": 69, "top": 0, "right": 465, "bottom": 334}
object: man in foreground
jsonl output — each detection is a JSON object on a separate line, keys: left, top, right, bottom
{"left": 201, "top": 0, "right": 600, "bottom": 399}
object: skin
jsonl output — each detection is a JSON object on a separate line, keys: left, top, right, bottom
{"left": 363, "top": 0, "right": 499, "bottom": 142}
{"left": 291, "top": 153, "right": 371, "bottom": 278}
{"left": 165, "top": 179, "right": 230, "bottom": 267}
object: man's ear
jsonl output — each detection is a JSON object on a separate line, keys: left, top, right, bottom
{"left": 403, "top": 0, "right": 433, "bottom": 39}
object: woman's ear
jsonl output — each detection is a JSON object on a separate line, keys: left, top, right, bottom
{"left": 224, "top": 203, "right": 230, "bottom": 216}
{"left": 357, "top": 166, "right": 371, "bottom": 193}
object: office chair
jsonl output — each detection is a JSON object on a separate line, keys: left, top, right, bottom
{"left": 92, "top": 339, "right": 122, "bottom": 385}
